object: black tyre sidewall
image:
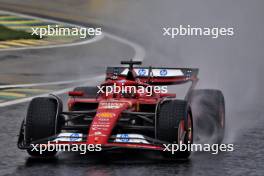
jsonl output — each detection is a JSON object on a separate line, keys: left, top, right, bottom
{"left": 157, "top": 100, "right": 193, "bottom": 159}
{"left": 25, "top": 97, "right": 62, "bottom": 157}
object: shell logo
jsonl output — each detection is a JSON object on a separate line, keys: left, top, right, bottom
{"left": 97, "top": 112, "right": 115, "bottom": 118}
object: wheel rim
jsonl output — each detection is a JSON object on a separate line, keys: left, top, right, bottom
{"left": 178, "top": 120, "right": 185, "bottom": 143}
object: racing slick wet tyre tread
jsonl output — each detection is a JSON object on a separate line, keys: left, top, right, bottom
{"left": 157, "top": 100, "right": 192, "bottom": 159}
{"left": 25, "top": 97, "right": 62, "bottom": 157}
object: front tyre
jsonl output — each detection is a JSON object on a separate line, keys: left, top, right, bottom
{"left": 25, "top": 97, "right": 62, "bottom": 157}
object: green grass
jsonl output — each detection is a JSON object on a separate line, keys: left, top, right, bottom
{"left": 0, "top": 25, "right": 41, "bottom": 41}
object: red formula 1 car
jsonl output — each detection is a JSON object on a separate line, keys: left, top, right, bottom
{"left": 18, "top": 60, "right": 225, "bottom": 159}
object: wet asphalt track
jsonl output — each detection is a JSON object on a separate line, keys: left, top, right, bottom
{"left": 0, "top": 96, "right": 263, "bottom": 176}
{"left": 0, "top": 0, "right": 264, "bottom": 176}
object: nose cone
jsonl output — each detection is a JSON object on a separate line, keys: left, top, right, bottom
{"left": 87, "top": 101, "right": 130, "bottom": 144}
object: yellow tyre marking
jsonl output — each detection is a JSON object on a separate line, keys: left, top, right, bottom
{"left": 30, "top": 40, "right": 51, "bottom": 45}
{"left": 1, "top": 41, "right": 28, "bottom": 47}
{"left": 24, "top": 40, "right": 50, "bottom": 45}
{"left": 0, "top": 92, "right": 26, "bottom": 98}
{"left": 0, "top": 40, "right": 50, "bottom": 48}
{"left": 16, "top": 40, "right": 39, "bottom": 45}
{"left": 16, "top": 39, "right": 49, "bottom": 44}
{"left": 13, "top": 39, "right": 40, "bottom": 45}
{"left": 15, "top": 39, "right": 51, "bottom": 46}
{"left": 0, "top": 44, "right": 10, "bottom": 48}
{"left": 0, "top": 20, "right": 41, "bottom": 24}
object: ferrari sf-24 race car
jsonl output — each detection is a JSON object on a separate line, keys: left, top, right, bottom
{"left": 17, "top": 60, "right": 225, "bottom": 159}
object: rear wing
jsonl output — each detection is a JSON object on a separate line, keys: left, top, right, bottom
{"left": 106, "top": 67, "right": 199, "bottom": 85}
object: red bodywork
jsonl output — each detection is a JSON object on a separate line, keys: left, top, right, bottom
{"left": 67, "top": 82, "right": 170, "bottom": 150}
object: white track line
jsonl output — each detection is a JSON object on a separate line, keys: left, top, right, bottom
{"left": 0, "top": 75, "right": 104, "bottom": 107}
{"left": 104, "top": 34, "right": 145, "bottom": 61}
{"left": 0, "top": 77, "right": 99, "bottom": 89}
{"left": 0, "top": 34, "right": 104, "bottom": 52}
{"left": 0, "top": 10, "right": 146, "bottom": 107}
{"left": 0, "top": 10, "right": 145, "bottom": 59}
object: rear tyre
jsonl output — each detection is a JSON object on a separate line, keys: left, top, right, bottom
{"left": 190, "top": 89, "right": 225, "bottom": 144}
{"left": 157, "top": 100, "right": 193, "bottom": 159}
{"left": 25, "top": 97, "right": 62, "bottom": 157}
